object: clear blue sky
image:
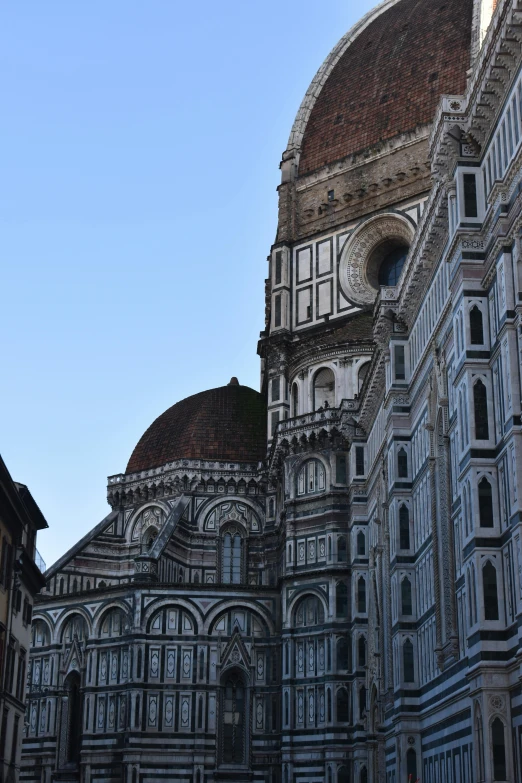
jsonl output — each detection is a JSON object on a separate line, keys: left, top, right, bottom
{"left": 1, "top": 0, "right": 375, "bottom": 568}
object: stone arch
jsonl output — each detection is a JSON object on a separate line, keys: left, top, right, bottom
{"left": 31, "top": 613, "right": 54, "bottom": 645}
{"left": 141, "top": 597, "right": 202, "bottom": 634}
{"left": 286, "top": 588, "right": 328, "bottom": 626}
{"left": 54, "top": 608, "right": 92, "bottom": 643}
{"left": 204, "top": 600, "right": 275, "bottom": 636}
{"left": 94, "top": 603, "right": 132, "bottom": 637}
{"left": 126, "top": 501, "right": 170, "bottom": 544}
{"left": 197, "top": 496, "right": 263, "bottom": 534}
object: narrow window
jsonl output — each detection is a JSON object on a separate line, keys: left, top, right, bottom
{"left": 401, "top": 577, "right": 413, "bottom": 616}
{"left": 397, "top": 448, "right": 408, "bottom": 479}
{"left": 284, "top": 691, "right": 289, "bottom": 725}
{"left": 199, "top": 650, "right": 205, "bottom": 680}
{"left": 292, "top": 383, "right": 299, "bottom": 417}
{"left": 222, "top": 674, "right": 245, "bottom": 763}
{"left": 10, "top": 715, "right": 19, "bottom": 765}
{"left": 399, "top": 505, "right": 410, "bottom": 549}
{"left": 357, "top": 577, "right": 366, "bottom": 614}
{"left": 197, "top": 695, "right": 204, "bottom": 730}
{"left": 492, "top": 717, "right": 506, "bottom": 780}
{"left": 271, "top": 410, "right": 280, "bottom": 436}
{"left": 357, "top": 531, "right": 365, "bottom": 556}
{"left": 336, "top": 688, "right": 349, "bottom": 722}
{"left": 327, "top": 689, "right": 332, "bottom": 722}
{"left": 59, "top": 578, "right": 64, "bottom": 596}
{"left": 469, "top": 306, "right": 484, "bottom": 345}
{"left": 336, "top": 455, "right": 347, "bottom": 484}
{"left": 336, "top": 582, "right": 348, "bottom": 617}
{"left": 275, "top": 250, "right": 282, "bottom": 285}
{"left": 394, "top": 345, "right": 406, "bottom": 380}
{"left": 355, "top": 446, "right": 365, "bottom": 476}
{"left": 483, "top": 561, "right": 499, "bottom": 620}
{"left": 406, "top": 749, "right": 417, "bottom": 781}
{"left": 478, "top": 478, "right": 494, "bottom": 527}
{"left": 403, "top": 639, "right": 414, "bottom": 683}
{"left": 360, "top": 768, "right": 368, "bottom": 783}
{"left": 358, "top": 636, "right": 366, "bottom": 668}
{"left": 274, "top": 294, "right": 281, "bottom": 328}
{"left": 336, "top": 637, "right": 349, "bottom": 671}
{"left": 359, "top": 686, "right": 366, "bottom": 718}
{"left": 463, "top": 173, "right": 478, "bottom": 218}
{"left": 337, "top": 536, "right": 347, "bottom": 563}
{"left": 271, "top": 377, "right": 280, "bottom": 402}
{"left": 338, "top": 767, "right": 350, "bottom": 783}
{"left": 474, "top": 380, "right": 489, "bottom": 439}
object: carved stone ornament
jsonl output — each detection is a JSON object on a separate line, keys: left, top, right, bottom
{"left": 339, "top": 214, "right": 414, "bottom": 307}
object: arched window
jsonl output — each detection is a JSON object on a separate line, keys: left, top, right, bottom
{"left": 337, "top": 536, "right": 347, "bottom": 562}
{"left": 469, "top": 305, "right": 484, "bottom": 345}
{"left": 492, "top": 717, "right": 506, "bottom": 780}
{"left": 403, "top": 639, "right": 414, "bottom": 683}
{"left": 327, "top": 767, "right": 333, "bottom": 783}
{"left": 32, "top": 620, "right": 49, "bottom": 648}
{"left": 64, "top": 671, "right": 82, "bottom": 765}
{"left": 72, "top": 579, "right": 78, "bottom": 594}
{"left": 357, "top": 531, "right": 365, "bottom": 556}
{"left": 222, "top": 672, "right": 246, "bottom": 764}
{"left": 268, "top": 498, "right": 275, "bottom": 517}
{"left": 474, "top": 380, "right": 489, "bottom": 440}
{"left": 483, "top": 561, "right": 499, "bottom": 620}
{"left": 313, "top": 367, "right": 335, "bottom": 410}
{"left": 86, "top": 580, "right": 91, "bottom": 591}
{"left": 479, "top": 477, "right": 494, "bottom": 527}
{"left": 401, "top": 577, "right": 413, "bottom": 616}
{"left": 399, "top": 504, "right": 410, "bottom": 549}
{"left": 360, "top": 767, "right": 368, "bottom": 783}
{"left": 358, "top": 362, "right": 370, "bottom": 394}
{"left": 336, "top": 688, "right": 349, "bottom": 722}
{"left": 294, "top": 594, "right": 325, "bottom": 627}
{"left": 397, "top": 448, "right": 408, "bottom": 478}
{"left": 143, "top": 526, "right": 158, "bottom": 551}
{"left": 62, "top": 615, "right": 87, "bottom": 643}
{"left": 100, "top": 609, "right": 126, "bottom": 638}
{"left": 297, "top": 460, "right": 326, "bottom": 496}
{"left": 357, "top": 577, "right": 366, "bottom": 614}
{"left": 359, "top": 685, "right": 366, "bottom": 718}
{"left": 292, "top": 383, "right": 299, "bottom": 417}
{"left": 406, "top": 749, "right": 417, "bottom": 780}
{"left": 336, "top": 582, "right": 348, "bottom": 617}
{"left": 221, "top": 528, "right": 243, "bottom": 584}
{"left": 336, "top": 637, "right": 350, "bottom": 671}
{"left": 358, "top": 636, "right": 366, "bottom": 668}
{"left": 327, "top": 689, "right": 332, "bottom": 722}
{"left": 338, "top": 767, "right": 350, "bottom": 783}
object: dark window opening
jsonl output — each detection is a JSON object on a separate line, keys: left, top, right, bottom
{"left": 358, "top": 636, "right": 366, "bottom": 668}
{"left": 65, "top": 672, "right": 82, "bottom": 765}
{"left": 357, "top": 577, "right": 366, "bottom": 614}
{"left": 337, "top": 536, "right": 347, "bottom": 563}
{"left": 470, "top": 305, "right": 484, "bottom": 345}
{"left": 399, "top": 504, "right": 410, "bottom": 549}
{"left": 274, "top": 294, "right": 281, "bottom": 328}
{"left": 403, "top": 639, "right": 414, "bottom": 683}
{"left": 336, "top": 637, "right": 350, "bottom": 671}
{"left": 336, "top": 582, "right": 348, "bottom": 617}
{"left": 474, "top": 380, "right": 489, "bottom": 440}
{"left": 357, "top": 531, "right": 365, "bottom": 556}
{"left": 406, "top": 749, "right": 417, "bottom": 780}
{"left": 359, "top": 685, "right": 366, "bottom": 718}
{"left": 492, "top": 717, "right": 506, "bottom": 780}
{"left": 355, "top": 446, "right": 365, "bottom": 476}
{"left": 222, "top": 673, "right": 245, "bottom": 764}
{"left": 222, "top": 532, "right": 242, "bottom": 584}
{"left": 378, "top": 246, "right": 408, "bottom": 286}
{"left": 401, "top": 577, "right": 413, "bottom": 615}
{"left": 336, "top": 455, "right": 347, "bottom": 484}
{"left": 275, "top": 251, "right": 282, "bottom": 285}
{"left": 479, "top": 477, "right": 494, "bottom": 527}
{"left": 336, "top": 688, "right": 349, "bottom": 722}
{"left": 483, "top": 561, "right": 499, "bottom": 621}
{"left": 397, "top": 448, "right": 408, "bottom": 479}
{"left": 463, "top": 173, "right": 478, "bottom": 218}
{"left": 271, "top": 377, "right": 280, "bottom": 402}
{"left": 394, "top": 345, "right": 406, "bottom": 380}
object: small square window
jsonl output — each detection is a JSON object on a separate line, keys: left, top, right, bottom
{"left": 328, "top": 190, "right": 335, "bottom": 202}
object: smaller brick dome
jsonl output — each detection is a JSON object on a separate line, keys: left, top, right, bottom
{"left": 126, "top": 381, "right": 267, "bottom": 473}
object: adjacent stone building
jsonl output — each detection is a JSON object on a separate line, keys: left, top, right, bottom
{"left": 20, "top": 1, "right": 522, "bottom": 781}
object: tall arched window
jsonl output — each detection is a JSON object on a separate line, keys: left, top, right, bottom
{"left": 397, "top": 448, "right": 408, "bottom": 478}
{"left": 336, "top": 582, "right": 348, "bottom": 617}
{"left": 483, "top": 561, "right": 499, "bottom": 620}
{"left": 64, "top": 671, "right": 82, "bottom": 765}
{"left": 338, "top": 767, "right": 350, "bottom": 783}
{"left": 401, "top": 577, "right": 413, "bottom": 616}
{"left": 358, "top": 636, "right": 366, "bottom": 668}
{"left": 336, "top": 637, "right": 350, "bottom": 671}
{"left": 399, "top": 505, "right": 410, "bottom": 549}
{"left": 221, "top": 529, "right": 243, "bottom": 584}
{"left": 336, "top": 687, "right": 349, "bottom": 722}
{"left": 492, "top": 717, "right": 506, "bottom": 780}
{"left": 292, "top": 383, "right": 299, "bottom": 417}
{"left": 337, "top": 536, "right": 347, "bottom": 562}
{"left": 474, "top": 380, "right": 489, "bottom": 440}
{"left": 469, "top": 305, "right": 484, "bottom": 345}
{"left": 357, "top": 577, "right": 366, "bottom": 614}
{"left": 359, "top": 685, "right": 366, "bottom": 718}
{"left": 358, "top": 362, "right": 370, "bottom": 394}
{"left": 406, "top": 749, "right": 417, "bottom": 780}
{"left": 403, "top": 639, "right": 414, "bottom": 683}
{"left": 222, "top": 672, "right": 246, "bottom": 764}
{"left": 478, "top": 477, "right": 494, "bottom": 527}
{"left": 313, "top": 367, "right": 335, "bottom": 410}
{"left": 360, "top": 768, "right": 368, "bottom": 783}
{"left": 357, "top": 531, "right": 365, "bottom": 556}
{"left": 297, "top": 459, "right": 326, "bottom": 496}
{"left": 294, "top": 594, "right": 325, "bottom": 627}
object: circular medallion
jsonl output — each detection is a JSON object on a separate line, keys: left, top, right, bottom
{"left": 339, "top": 214, "right": 414, "bottom": 307}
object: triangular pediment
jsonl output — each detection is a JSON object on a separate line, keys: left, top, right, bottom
{"left": 220, "top": 631, "right": 251, "bottom": 671}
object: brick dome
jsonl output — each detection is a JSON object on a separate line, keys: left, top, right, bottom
{"left": 297, "top": 0, "right": 473, "bottom": 175}
{"left": 126, "top": 381, "right": 267, "bottom": 473}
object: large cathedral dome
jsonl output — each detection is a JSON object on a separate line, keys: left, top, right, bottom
{"left": 293, "top": 0, "right": 474, "bottom": 175}
{"left": 126, "top": 379, "right": 267, "bottom": 473}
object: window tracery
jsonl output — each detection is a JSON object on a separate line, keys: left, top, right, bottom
{"left": 297, "top": 460, "right": 326, "bottom": 496}
{"left": 221, "top": 526, "right": 244, "bottom": 585}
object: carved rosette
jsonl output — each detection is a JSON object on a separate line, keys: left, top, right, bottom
{"left": 339, "top": 214, "right": 414, "bottom": 307}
